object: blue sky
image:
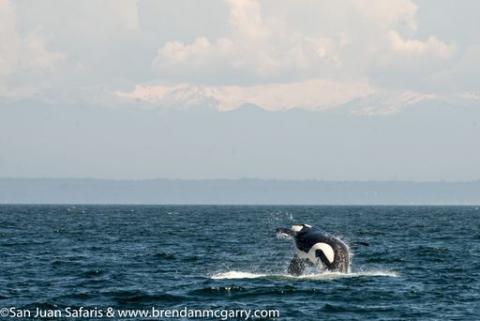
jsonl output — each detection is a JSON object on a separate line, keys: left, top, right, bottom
{"left": 0, "top": 0, "right": 479, "bottom": 180}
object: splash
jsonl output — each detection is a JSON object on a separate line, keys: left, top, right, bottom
{"left": 210, "top": 270, "right": 398, "bottom": 280}
{"left": 211, "top": 271, "right": 269, "bottom": 279}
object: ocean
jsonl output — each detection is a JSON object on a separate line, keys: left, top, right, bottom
{"left": 0, "top": 205, "right": 479, "bottom": 320}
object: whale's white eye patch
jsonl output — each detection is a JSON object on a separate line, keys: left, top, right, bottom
{"left": 313, "top": 242, "right": 335, "bottom": 263}
{"left": 296, "top": 242, "right": 335, "bottom": 265}
{"left": 304, "top": 224, "right": 312, "bottom": 228}
{"left": 291, "top": 224, "right": 304, "bottom": 232}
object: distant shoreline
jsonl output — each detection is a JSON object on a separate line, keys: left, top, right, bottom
{"left": 1, "top": 178, "right": 479, "bottom": 205}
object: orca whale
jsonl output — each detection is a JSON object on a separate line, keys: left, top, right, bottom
{"left": 276, "top": 224, "right": 350, "bottom": 275}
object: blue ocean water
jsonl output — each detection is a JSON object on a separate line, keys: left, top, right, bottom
{"left": 0, "top": 205, "right": 479, "bottom": 321}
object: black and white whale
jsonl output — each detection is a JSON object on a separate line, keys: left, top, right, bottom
{"left": 276, "top": 224, "right": 351, "bottom": 275}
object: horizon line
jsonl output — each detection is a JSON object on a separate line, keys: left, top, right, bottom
{"left": 1, "top": 177, "right": 480, "bottom": 184}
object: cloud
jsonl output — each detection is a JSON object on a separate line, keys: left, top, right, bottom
{"left": 128, "top": 0, "right": 455, "bottom": 112}
{"left": 388, "top": 31, "right": 454, "bottom": 58}
{"left": 152, "top": 0, "right": 344, "bottom": 84}
{"left": 152, "top": 0, "right": 453, "bottom": 89}
{"left": 0, "top": 0, "right": 65, "bottom": 97}
{"left": 0, "top": 0, "right": 465, "bottom": 111}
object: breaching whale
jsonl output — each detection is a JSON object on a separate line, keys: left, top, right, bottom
{"left": 276, "top": 224, "right": 351, "bottom": 275}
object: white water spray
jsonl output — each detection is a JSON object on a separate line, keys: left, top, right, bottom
{"left": 210, "top": 270, "right": 399, "bottom": 280}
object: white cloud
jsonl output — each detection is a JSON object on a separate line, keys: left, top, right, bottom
{"left": 228, "top": 0, "right": 268, "bottom": 41}
{"left": 132, "top": 0, "right": 456, "bottom": 112}
{"left": 153, "top": 0, "right": 344, "bottom": 84}
{"left": 0, "top": 0, "right": 465, "bottom": 111}
{"left": 388, "top": 31, "right": 454, "bottom": 59}
{"left": 0, "top": 0, "right": 65, "bottom": 97}
{"left": 152, "top": 0, "right": 453, "bottom": 88}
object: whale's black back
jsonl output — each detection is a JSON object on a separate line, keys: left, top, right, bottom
{"left": 295, "top": 229, "right": 350, "bottom": 273}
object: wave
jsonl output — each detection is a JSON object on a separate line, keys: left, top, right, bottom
{"left": 210, "top": 270, "right": 399, "bottom": 280}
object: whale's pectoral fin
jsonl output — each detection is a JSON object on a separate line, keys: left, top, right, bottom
{"left": 287, "top": 255, "right": 305, "bottom": 276}
{"left": 316, "top": 249, "right": 334, "bottom": 270}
